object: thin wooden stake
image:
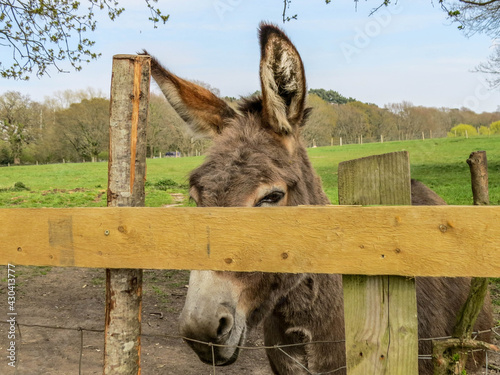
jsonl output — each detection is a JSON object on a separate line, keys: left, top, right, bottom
{"left": 104, "top": 54, "right": 150, "bottom": 375}
{"left": 467, "top": 151, "right": 489, "bottom": 206}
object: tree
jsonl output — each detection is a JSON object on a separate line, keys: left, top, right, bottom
{"left": 0, "top": 1, "right": 168, "bottom": 79}
{"left": 448, "top": 123, "right": 478, "bottom": 137}
{"left": 439, "top": 0, "right": 500, "bottom": 87}
{"left": 490, "top": 120, "right": 500, "bottom": 134}
{"left": 386, "top": 101, "right": 422, "bottom": 140}
{"left": 335, "top": 102, "right": 369, "bottom": 143}
{"left": 442, "top": 0, "right": 500, "bottom": 36}
{"left": 347, "top": 101, "right": 386, "bottom": 139}
{"left": 0, "top": 91, "right": 38, "bottom": 163}
{"left": 309, "top": 88, "right": 356, "bottom": 104}
{"left": 302, "top": 94, "right": 338, "bottom": 147}
{"left": 147, "top": 91, "right": 211, "bottom": 157}
{"left": 147, "top": 93, "right": 173, "bottom": 158}
{"left": 55, "top": 97, "right": 109, "bottom": 161}
{"left": 478, "top": 125, "right": 490, "bottom": 135}
{"left": 49, "top": 87, "right": 107, "bottom": 109}
{"left": 354, "top": 1, "right": 500, "bottom": 87}
{"left": 282, "top": 0, "right": 500, "bottom": 86}
{"left": 475, "top": 45, "right": 500, "bottom": 88}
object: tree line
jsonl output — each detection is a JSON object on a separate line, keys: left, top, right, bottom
{"left": 302, "top": 90, "right": 500, "bottom": 147}
{"left": 1, "top": 88, "right": 499, "bottom": 165}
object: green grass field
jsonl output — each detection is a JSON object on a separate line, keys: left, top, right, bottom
{"left": 1, "top": 135, "right": 499, "bottom": 208}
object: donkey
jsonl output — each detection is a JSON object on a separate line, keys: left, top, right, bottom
{"left": 146, "top": 23, "right": 493, "bottom": 375}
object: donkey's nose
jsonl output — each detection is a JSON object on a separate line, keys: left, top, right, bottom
{"left": 216, "top": 313, "right": 234, "bottom": 339}
{"left": 208, "top": 305, "right": 234, "bottom": 340}
{"left": 180, "top": 304, "right": 235, "bottom": 342}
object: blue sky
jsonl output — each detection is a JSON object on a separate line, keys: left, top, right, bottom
{"left": 1, "top": 0, "right": 499, "bottom": 113}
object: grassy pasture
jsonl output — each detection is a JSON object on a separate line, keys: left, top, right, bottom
{"left": 0, "top": 135, "right": 499, "bottom": 208}
{"left": 309, "top": 135, "right": 500, "bottom": 205}
{"left": 1, "top": 135, "right": 499, "bottom": 323}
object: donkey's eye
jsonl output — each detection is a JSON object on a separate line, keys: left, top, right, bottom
{"left": 255, "top": 191, "right": 285, "bottom": 207}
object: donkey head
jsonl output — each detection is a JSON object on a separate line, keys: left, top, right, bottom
{"left": 148, "top": 23, "right": 329, "bottom": 366}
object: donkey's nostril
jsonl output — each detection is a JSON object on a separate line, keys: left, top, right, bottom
{"left": 217, "top": 315, "right": 234, "bottom": 338}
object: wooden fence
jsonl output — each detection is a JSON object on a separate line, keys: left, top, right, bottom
{"left": 0, "top": 55, "right": 499, "bottom": 375}
{"left": 1, "top": 205, "right": 499, "bottom": 277}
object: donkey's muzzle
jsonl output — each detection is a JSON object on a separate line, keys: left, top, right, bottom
{"left": 180, "top": 303, "right": 244, "bottom": 366}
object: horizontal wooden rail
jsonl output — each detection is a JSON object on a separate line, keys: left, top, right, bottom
{"left": 1, "top": 206, "right": 499, "bottom": 277}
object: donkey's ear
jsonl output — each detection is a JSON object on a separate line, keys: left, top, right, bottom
{"left": 144, "top": 51, "right": 236, "bottom": 138}
{"left": 259, "top": 23, "right": 307, "bottom": 136}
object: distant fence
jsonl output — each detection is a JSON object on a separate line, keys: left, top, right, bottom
{"left": 308, "top": 130, "right": 451, "bottom": 148}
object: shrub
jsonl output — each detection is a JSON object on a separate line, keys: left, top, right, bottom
{"left": 155, "top": 178, "right": 178, "bottom": 190}
{"left": 0, "top": 146, "right": 12, "bottom": 165}
{"left": 490, "top": 120, "right": 500, "bottom": 134}
{"left": 0, "top": 182, "right": 30, "bottom": 192}
{"left": 14, "top": 182, "right": 29, "bottom": 191}
{"left": 98, "top": 151, "right": 109, "bottom": 161}
{"left": 478, "top": 125, "right": 490, "bottom": 135}
{"left": 447, "top": 124, "right": 477, "bottom": 137}
{"left": 148, "top": 178, "right": 188, "bottom": 191}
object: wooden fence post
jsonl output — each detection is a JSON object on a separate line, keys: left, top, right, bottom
{"left": 338, "top": 151, "right": 418, "bottom": 375}
{"left": 104, "top": 54, "right": 150, "bottom": 374}
{"left": 467, "top": 151, "right": 489, "bottom": 206}
{"left": 433, "top": 150, "right": 492, "bottom": 374}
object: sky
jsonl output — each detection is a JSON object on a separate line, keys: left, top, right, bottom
{"left": 1, "top": 0, "right": 499, "bottom": 113}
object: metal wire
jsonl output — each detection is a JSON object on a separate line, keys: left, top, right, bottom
{"left": 0, "top": 321, "right": 498, "bottom": 375}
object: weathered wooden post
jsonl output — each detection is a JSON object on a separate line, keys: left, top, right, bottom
{"left": 104, "top": 54, "right": 150, "bottom": 374}
{"left": 433, "top": 150, "right": 492, "bottom": 374}
{"left": 460, "top": 151, "right": 490, "bottom": 342}
{"left": 467, "top": 151, "right": 489, "bottom": 206}
{"left": 338, "top": 151, "right": 418, "bottom": 375}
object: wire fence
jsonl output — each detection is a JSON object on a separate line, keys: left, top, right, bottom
{"left": 1, "top": 320, "right": 499, "bottom": 375}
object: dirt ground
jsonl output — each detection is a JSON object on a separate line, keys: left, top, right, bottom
{"left": 0, "top": 267, "right": 498, "bottom": 375}
{"left": 0, "top": 267, "right": 270, "bottom": 375}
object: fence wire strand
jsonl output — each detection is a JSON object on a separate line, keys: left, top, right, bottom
{"left": 1, "top": 321, "right": 499, "bottom": 375}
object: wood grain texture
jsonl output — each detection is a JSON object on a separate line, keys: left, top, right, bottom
{"left": 342, "top": 276, "right": 419, "bottom": 374}
{"left": 104, "top": 54, "right": 150, "bottom": 375}
{"left": 107, "top": 54, "right": 150, "bottom": 208}
{"left": 339, "top": 151, "right": 417, "bottom": 375}
{"left": 338, "top": 151, "right": 411, "bottom": 206}
{"left": 0, "top": 205, "right": 499, "bottom": 277}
